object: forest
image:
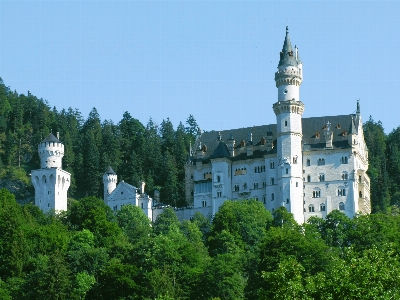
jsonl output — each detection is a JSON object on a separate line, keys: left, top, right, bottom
{"left": 1, "top": 78, "right": 400, "bottom": 298}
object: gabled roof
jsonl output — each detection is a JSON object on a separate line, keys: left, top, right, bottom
{"left": 193, "top": 114, "right": 357, "bottom": 162}
{"left": 41, "top": 133, "right": 61, "bottom": 143}
{"left": 108, "top": 181, "right": 138, "bottom": 202}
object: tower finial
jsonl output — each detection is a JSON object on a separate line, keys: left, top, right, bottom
{"left": 286, "top": 26, "right": 289, "bottom": 33}
{"left": 357, "top": 99, "right": 360, "bottom": 114}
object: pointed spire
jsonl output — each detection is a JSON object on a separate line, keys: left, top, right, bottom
{"left": 278, "top": 26, "right": 300, "bottom": 67}
{"left": 349, "top": 116, "right": 357, "bottom": 134}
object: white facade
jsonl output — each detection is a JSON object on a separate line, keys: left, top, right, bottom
{"left": 32, "top": 133, "right": 71, "bottom": 212}
{"left": 183, "top": 27, "right": 371, "bottom": 223}
{"left": 102, "top": 168, "right": 154, "bottom": 221}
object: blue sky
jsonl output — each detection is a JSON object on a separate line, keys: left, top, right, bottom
{"left": 0, "top": 1, "right": 398, "bottom": 133}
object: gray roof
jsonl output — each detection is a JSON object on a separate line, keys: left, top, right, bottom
{"left": 42, "top": 133, "right": 61, "bottom": 143}
{"left": 105, "top": 166, "right": 116, "bottom": 175}
{"left": 278, "top": 27, "right": 301, "bottom": 67}
{"left": 193, "top": 114, "right": 358, "bottom": 163}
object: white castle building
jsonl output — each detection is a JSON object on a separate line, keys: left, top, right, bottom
{"left": 184, "top": 27, "right": 370, "bottom": 224}
{"left": 32, "top": 27, "right": 371, "bottom": 224}
{"left": 102, "top": 166, "right": 154, "bottom": 221}
{"left": 31, "top": 133, "right": 71, "bottom": 212}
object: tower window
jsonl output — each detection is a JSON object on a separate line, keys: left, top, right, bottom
{"left": 141, "top": 203, "right": 144, "bottom": 209}
{"left": 320, "top": 203, "right": 326, "bottom": 212}
{"left": 313, "top": 190, "right": 321, "bottom": 198}
{"left": 286, "top": 168, "right": 288, "bottom": 175}
{"left": 307, "top": 175, "right": 311, "bottom": 182}
{"left": 271, "top": 193, "right": 275, "bottom": 201}
{"left": 339, "top": 202, "right": 345, "bottom": 210}
{"left": 270, "top": 162, "right": 275, "bottom": 169}
{"left": 285, "top": 120, "right": 288, "bottom": 126}
{"left": 309, "top": 204, "right": 315, "bottom": 212}
{"left": 306, "top": 159, "right": 310, "bottom": 166}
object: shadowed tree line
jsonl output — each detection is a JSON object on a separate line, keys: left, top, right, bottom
{"left": 2, "top": 191, "right": 400, "bottom": 299}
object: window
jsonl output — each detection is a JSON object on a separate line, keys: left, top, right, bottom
{"left": 286, "top": 198, "right": 290, "bottom": 204}
{"left": 342, "top": 172, "right": 348, "bottom": 180}
{"left": 262, "top": 181, "right": 267, "bottom": 188}
{"left": 320, "top": 203, "right": 326, "bottom": 212}
{"left": 270, "top": 162, "right": 275, "bottom": 169}
{"left": 319, "top": 174, "right": 325, "bottom": 182}
{"left": 338, "top": 189, "right": 346, "bottom": 196}
{"left": 113, "top": 205, "right": 118, "bottom": 211}
{"left": 341, "top": 156, "right": 348, "bottom": 164}
{"left": 285, "top": 120, "right": 288, "bottom": 126}
{"left": 217, "top": 175, "right": 221, "bottom": 183}
{"left": 141, "top": 203, "right": 144, "bottom": 209}
{"left": 254, "top": 196, "right": 259, "bottom": 201}
{"left": 293, "top": 156, "right": 298, "bottom": 164}
{"left": 47, "top": 191, "right": 50, "bottom": 194}
{"left": 263, "top": 195, "right": 266, "bottom": 204}
{"left": 271, "top": 193, "right": 275, "bottom": 201}
{"left": 306, "top": 159, "right": 310, "bottom": 166}
{"left": 296, "top": 182, "right": 298, "bottom": 187}
{"left": 243, "top": 183, "right": 248, "bottom": 190}
{"left": 234, "top": 184, "right": 239, "bottom": 192}
{"left": 286, "top": 168, "right": 289, "bottom": 175}
{"left": 359, "top": 191, "right": 363, "bottom": 198}
{"left": 313, "top": 190, "right": 321, "bottom": 198}
{"left": 307, "top": 175, "right": 311, "bottom": 182}
{"left": 48, "top": 203, "right": 50, "bottom": 208}
{"left": 309, "top": 204, "right": 315, "bottom": 212}
{"left": 318, "top": 158, "right": 325, "bottom": 166}
{"left": 270, "top": 178, "right": 275, "bottom": 185}
{"left": 339, "top": 202, "right": 345, "bottom": 210}
{"left": 217, "top": 191, "right": 222, "bottom": 198}
{"left": 254, "top": 182, "right": 259, "bottom": 189}
{"left": 202, "top": 200, "right": 207, "bottom": 207}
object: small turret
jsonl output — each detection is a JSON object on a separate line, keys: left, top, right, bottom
{"left": 103, "top": 166, "right": 117, "bottom": 202}
{"left": 38, "top": 133, "right": 64, "bottom": 169}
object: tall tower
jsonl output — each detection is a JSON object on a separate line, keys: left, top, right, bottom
{"left": 273, "top": 27, "right": 305, "bottom": 224}
{"left": 103, "top": 166, "right": 117, "bottom": 202}
{"left": 31, "top": 133, "right": 71, "bottom": 212}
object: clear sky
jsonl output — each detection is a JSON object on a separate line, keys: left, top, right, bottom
{"left": 0, "top": 1, "right": 398, "bottom": 133}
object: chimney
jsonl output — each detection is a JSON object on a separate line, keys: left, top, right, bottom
{"left": 140, "top": 181, "right": 146, "bottom": 194}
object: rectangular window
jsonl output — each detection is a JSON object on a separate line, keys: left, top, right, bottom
{"left": 141, "top": 203, "right": 144, "bottom": 209}
{"left": 338, "top": 189, "right": 346, "bottom": 196}
{"left": 286, "top": 168, "right": 288, "bottom": 175}
{"left": 270, "top": 162, "right": 275, "bottom": 169}
{"left": 262, "top": 181, "right": 267, "bottom": 188}
{"left": 254, "top": 182, "right": 259, "bottom": 189}
{"left": 202, "top": 200, "right": 207, "bottom": 207}
{"left": 217, "top": 191, "right": 222, "bottom": 197}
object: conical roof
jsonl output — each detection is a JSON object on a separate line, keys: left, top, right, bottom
{"left": 278, "top": 26, "right": 300, "bottom": 67}
{"left": 210, "top": 141, "right": 231, "bottom": 159}
{"left": 41, "top": 133, "right": 61, "bottom": 143}
{"left": 105, "top": 166, "right": 116, "bottom": 175}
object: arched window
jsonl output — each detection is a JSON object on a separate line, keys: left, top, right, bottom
{"left": 307, "top": 175, "right": 311, "bottom": 182}
{"left": 359, "top": 191, "right": 363, "bottom": 198}
{"left": 339, "top": 202, "right": 345, "bottom": 210}
{"left": 320, "top": 203, "right": 326, "bottom": 212}
{"left": 318, "top": 158, "right": 325, "bottom": 166}
{"left": 308, "top": 204, "right": 315, "bottom": 212}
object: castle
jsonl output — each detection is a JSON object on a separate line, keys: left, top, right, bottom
{"left": 184, "top": 27, "right": 370, "bottom": 224}
{"left": 31, "top": 27, "right": 371, "bottom": 224}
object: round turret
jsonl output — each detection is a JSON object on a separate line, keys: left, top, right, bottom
{"left": 103, "top": 166, "right": 117, "bottom": 201}
{"left": 38, "top": 133, "right": 64, "bottom": 169}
